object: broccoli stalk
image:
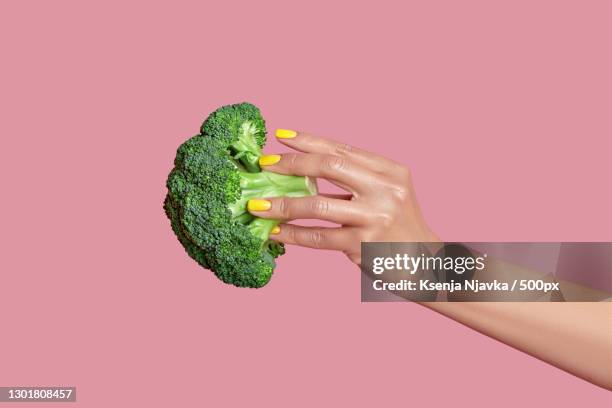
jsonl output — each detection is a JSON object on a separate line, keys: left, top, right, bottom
{"left": 230, "top": 122, "right": 264, "bottom": 173}
{"left": 229, "top": 170, "right": 318, "bottom": 241}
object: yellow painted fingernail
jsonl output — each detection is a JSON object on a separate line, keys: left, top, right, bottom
{"left": 259, "top": 154, "right": 281, "bottom": 166}
{"left": 270, "top": 225, "right": 281, "bottom": 234}
{"left": 275, "top": 129, "right": 297, "bottom": 139}
{"left": 247, "top": 199, "right": 271, "bottom": 212}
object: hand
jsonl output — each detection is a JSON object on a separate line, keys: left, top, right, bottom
{"left": 247, "top": 130, "right": 439, "bottom": 265}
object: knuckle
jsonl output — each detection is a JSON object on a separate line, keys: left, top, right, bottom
{"left": 288, "top": 226, "right": 298, "bottom": 243}
{"left": 311, "top": 198, "right": 330, "bottom": 217}
{"left": 373, "top": 212, "right": 394, "bottom": 228}
{"left": 277, "top": 197, "right": 291, "bottom": 218}
{"left": 287, "top": 154, "right": 299, "bottom": 169}
{"left": 387, "top": 170, "right": 413, "bottom": 204}
{"left": 390, "top": 186, "right": 411, "bottom": 204}
{"left": 334, "top": 142, "right": 354, "bottom": 156}
{"left": 324, "top": 155, "right": 348, "bottom": 172}
{"left": 309, "top": 230, "right": 326, "bottom": 248}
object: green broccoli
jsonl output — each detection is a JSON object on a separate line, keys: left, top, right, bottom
{"left": 164, "top": 103, "right": 317, "bottom": 288}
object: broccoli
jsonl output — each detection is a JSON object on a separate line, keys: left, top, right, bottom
{"left": 164, "top": 103, "right": 317, "bottom": 288}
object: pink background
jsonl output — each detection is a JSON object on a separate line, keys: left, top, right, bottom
{"left": 1, "top": 1, "right": 611, "bottom": 406}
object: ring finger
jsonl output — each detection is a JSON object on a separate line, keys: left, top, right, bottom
{"left": 247, "top": 196, "right": 369, "bottom": 225}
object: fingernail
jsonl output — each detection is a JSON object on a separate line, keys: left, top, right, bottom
{"left": 259, "top": 154, "right": 281, "bottom": 166}
{"left": 275, "top": 129, "right": 297, "bottom": 139}
{"left": 247, "top": 199, "right": 272, "bottom": 212}
{"left": 270, "top": 225, "right": 281, "bottom": 234}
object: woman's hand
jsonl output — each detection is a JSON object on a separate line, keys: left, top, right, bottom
{"left": 247, "top": 129, "right": 439, "bottom": 265}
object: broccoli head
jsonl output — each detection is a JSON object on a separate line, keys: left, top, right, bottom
{"left": 164, "top": 102, "right": 317, "bottom": 288}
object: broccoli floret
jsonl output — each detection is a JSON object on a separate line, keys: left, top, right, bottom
{"left": 200, "top": 103, "right": 266, "bottom": 173}
{"left": 164, "top": 102, "right": 317, "bottom": 288}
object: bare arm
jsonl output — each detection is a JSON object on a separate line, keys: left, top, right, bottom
{"left": 423, "top": 302, "right": 612, "bottom": 390}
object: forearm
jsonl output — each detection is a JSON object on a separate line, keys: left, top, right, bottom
{"left": 421, "top": 302, "right": 612, "bottom": 390}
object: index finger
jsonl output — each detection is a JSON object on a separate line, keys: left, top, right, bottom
{"left": 260, "top": 153, "right": 376, "bottom": 194}
{"left": 274, "top": 129, "right": 403, "bottom": 173}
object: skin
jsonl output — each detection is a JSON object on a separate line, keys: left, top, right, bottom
{"left": 249, "top": 130, "right": 612, "bottom": 391}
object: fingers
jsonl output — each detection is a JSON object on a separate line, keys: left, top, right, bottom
{"left": 247, "top": 196, "right": 368, "bottom": 225}
{"left": 274, "top": 129, "right": 402, "bottom": 173}
{"left": 259, "top": 153, "right": 374, "bottom": 194}
{"left": 270, "top": 223, "right": 355, "bottom": 251}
